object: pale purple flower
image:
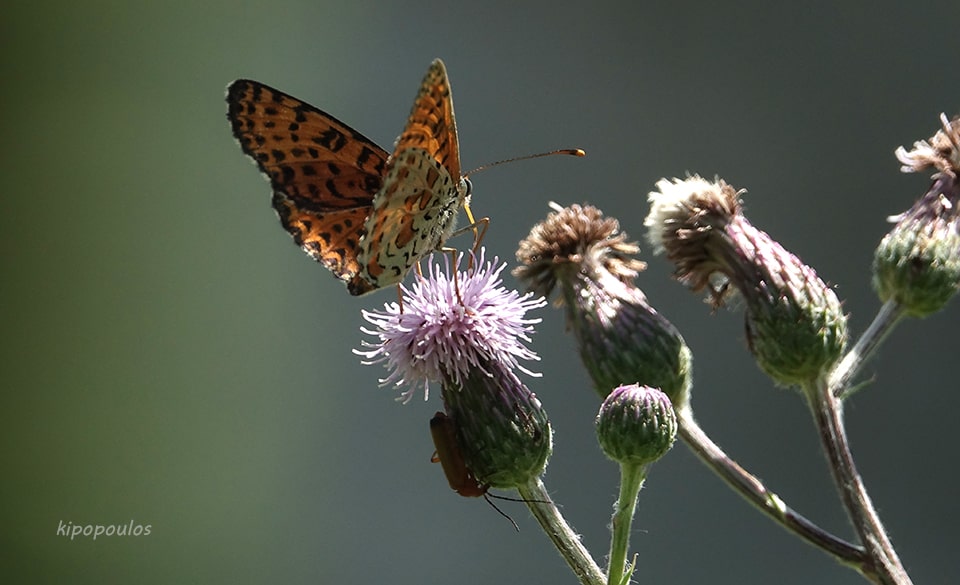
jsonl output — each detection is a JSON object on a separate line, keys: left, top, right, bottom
{"left": 355, "top": 249, "right": 546, "bottom": 403}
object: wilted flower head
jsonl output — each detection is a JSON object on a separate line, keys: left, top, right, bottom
{"left": 874, "top": 114, "right": 960, "bottom": 317}
{"left": 646, "top": 177, "right": 848, "bottom": 387}
{"left": 515, "top": 203, "right": 692, "bottom": 407}
{"left": 895, "top": 113, "right": 960, "bottom": 177}
{"left": 356, "top": 249, "right": 546, "bottom": 403}
{"left": 515, "top": 202, "right": 646, "bottom": 299}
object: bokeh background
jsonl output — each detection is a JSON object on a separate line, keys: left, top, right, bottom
{"left": 3, "top": 2, "right": 958, "bottom": 583}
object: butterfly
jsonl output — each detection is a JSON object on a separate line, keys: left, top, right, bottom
{"left": 226, "top": 59, "right": 472, "bottom": 295}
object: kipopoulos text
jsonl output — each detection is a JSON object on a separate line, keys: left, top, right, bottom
{"left": 56, "top": 520, "right": 152, "bottom": 540}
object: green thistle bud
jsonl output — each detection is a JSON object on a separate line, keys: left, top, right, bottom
{"left": 440, "top": 361, "right": 552, "bottom": 490}
{"left": 873, "top": 114, "right": 960, "bottom": 317}
{"left": 596, "top": 384, "right": 677, "bottom": 466}
{"left": 514, "top": 204, "right": 692, "bottom": 408}
{"left": 646, "top": 177, "right": 848, "bottom": 387}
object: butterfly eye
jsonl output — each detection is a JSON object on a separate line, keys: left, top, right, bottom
{"left": 463, "top": 177, "right": 473, "bottom": 197}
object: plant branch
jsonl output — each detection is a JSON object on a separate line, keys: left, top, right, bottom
{"left": 607, "top": 462, "right": 646, "bottom": 585}
{"left": 676, "top": 405, "right": 868, "bottom": 568}
{"left": 807, "top": 380, "right": 913, "bottom": 585}
{"left": 519, "top": 478, "right": 606, "bottom": 585}
{"left": 829, "top": 300, "right": 905, "bottom": 399}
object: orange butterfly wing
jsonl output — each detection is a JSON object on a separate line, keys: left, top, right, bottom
{"left": 226, "top": 79, "right": 389, "bottom": 286}
{"left": 353, "top": 59, "right": 470, "bottom": 294}
{"left": 393, "top": 59, "right": 462, "bottom": 181}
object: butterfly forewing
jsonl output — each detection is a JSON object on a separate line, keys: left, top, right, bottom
{"left": 353, "top": 59, "right": 469, "bottom": 293}
{"left": 393, "top": 59, "right": 462, "bottom": 180}
{"left": 226, "top": 79, "right": 389, "bottom": 283}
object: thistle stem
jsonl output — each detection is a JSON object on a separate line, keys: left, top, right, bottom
{"left": 806, "top": 380, "right": 914, "bottom": 585}
{"left": 675, "top": 405, "right": 868, "bottom": 567}
{"left": 607, "top": 462, "right": 646, "bottom": 585}
{"left": 519, "top": 478, "right": 606, "bottom": 585}
{"left": 829, "top": 300, "right": 905, "bottom": 399}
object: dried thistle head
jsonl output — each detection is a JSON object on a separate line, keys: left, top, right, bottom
{"left": 875, "top": 114, "right": 960, "bottom": 317}
{"left": 646, "top": 176, "right": 847, "bottom": 387}
{"left": 514, "top": 202, "right": 645, "bottom": 300}
{"left": 515, "top": 203, "right": 691, "bottom": 406}
{"left": 895, "top": 113, "right": 960, "bottom": 177}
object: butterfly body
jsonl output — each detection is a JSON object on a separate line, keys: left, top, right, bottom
{"left": 227, "top": 59, "right": 467, "bottom": 295}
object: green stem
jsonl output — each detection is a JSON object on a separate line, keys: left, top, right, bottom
{"left": 806, "top": 380, "right": 913, "bottom": 585}
{"left": 676, "top": 405, "right": 868, "bottom": 568}
{"left": 829, "top": 300, "right": 905, "bottom": 399}
{"left": 518, "top": 478, "right": 606, "bottom": 585}
{"left": 607, "top": 462, "right": 646, "bottom": 585}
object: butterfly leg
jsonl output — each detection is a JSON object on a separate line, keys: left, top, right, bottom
{"left": 460, "top": 202, "right": 490, "bottom": 271}
{"left": 395, "top": 284, "right": 405, "bottom": 314}
{"left": 439, "top": 247, "right": 464, "bottom": 306}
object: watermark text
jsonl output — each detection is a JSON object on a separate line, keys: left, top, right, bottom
{"left": 56, "top": 520, "right": 152, "bottom": 541}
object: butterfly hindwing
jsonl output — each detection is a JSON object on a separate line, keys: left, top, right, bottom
{"left": 272, "top": 192, "right": 369, "bottom": 279}
{"left": 356, "top": 148, "right": 463, "bottom": 288}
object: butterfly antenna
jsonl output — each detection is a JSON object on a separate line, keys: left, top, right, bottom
{"left": 464, "top": 148, "right": 585, "bottom": 177}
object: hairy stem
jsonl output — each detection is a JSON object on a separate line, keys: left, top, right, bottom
{"left": 676, "top": 405, "right": 868, "bottom": 568}
{"left": 807, "top": 380, "right": 913, "bottom": 585}
{"left": 607, "top": 462, "right": 646, "bottom": 585}
{"left": 519, "top": 478, "right": 606, "bottom": 585}
{"left": 829, "top": 300, "right": 905, "bottom": 399}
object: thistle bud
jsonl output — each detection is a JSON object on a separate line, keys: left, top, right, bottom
{"left": 596, "top": 384, "right": 677, "bottom": 466}
{"left": 873, "top": 114, "right": 960, "bottom": 317}
{"left": 514, "top": 204, "right": 692, "bottom": 408}
{"left": 646, "top": 177, "right": 848, "bottom": 386}
{"left": 440, "top": 361, "right": 552, "bottom": 489}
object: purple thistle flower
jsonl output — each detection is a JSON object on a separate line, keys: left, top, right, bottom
{"left": 355, "top": 249, "right": 546, "bottom": 403}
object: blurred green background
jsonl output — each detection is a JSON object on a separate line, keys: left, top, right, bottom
{"left": 2, "top": 1, "right": 958, "bottom": 583}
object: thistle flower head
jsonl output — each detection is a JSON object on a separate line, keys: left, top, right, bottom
{"left": 515, "top": 204, "right": 692, "bottom": 407}
{"left": 895, "top": 113, "right": 960, "bottom": 177}
{"left": 440, "top": 359, "right": 553, "bottom": 490}
{"left": 356, "top": 249, "right": 546, "bottom": 403}
{"left": 646, "top": 176, "right": 848, "bottom": 387}
{"left": 644, "top": 176, "right": 743, "bottom": 300}
{"left": 515, "top": 202, "right": 646, "bottom": 300}
{"left": 875, "top": 114, "right": 960, "bottom": 317}
{"left": 596, "top": 384, "right": 677, "bottom": 466}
